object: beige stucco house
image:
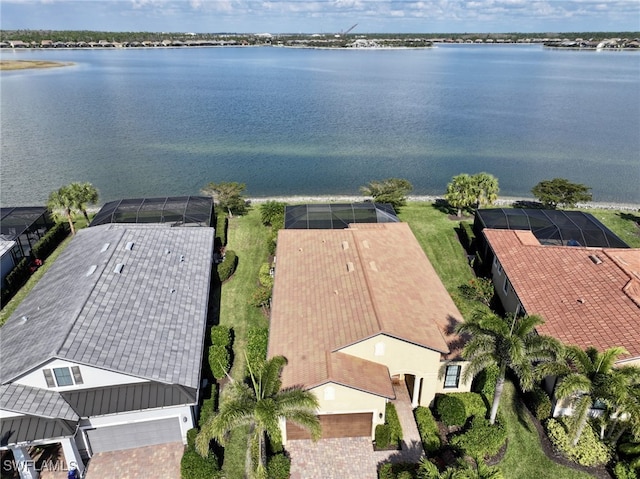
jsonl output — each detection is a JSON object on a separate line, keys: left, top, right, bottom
{"left": 268, "top": 222, "right": 471, "bottom": 443}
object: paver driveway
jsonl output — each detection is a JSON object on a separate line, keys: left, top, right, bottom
{"left": 84, "top": 442, "right": 183, "bottom": 479}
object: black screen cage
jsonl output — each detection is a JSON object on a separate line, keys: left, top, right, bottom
{"left": 89, "top": 196, "right": 213, "bottom": 227}
{"left": 0, "top": 207, "right": 53, "bottom": 240}
{"left": 473, "top": 208, "right": 629, "bottom": 248}
{"left": 284, "top": 203, "right": 399, "bottom": 229}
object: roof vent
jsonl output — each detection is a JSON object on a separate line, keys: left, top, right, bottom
{"left": 125, "top": 241, "right": 135, "bottom": 251}
{"left": 86, "top": 265, "right": 97, "bottom": 276}
{"left": 180, "top": 255, "right": 185, "bottom": 262}
{"left": 589, "top": 254, "right": 603, "bottom": 265}
{"left": 100, "top": 243, "right": 110, "bottom": 252}
{"left": 113, "top": 263, "right": 124, "bottom": 274}
{"left": 362, "top": 240, "right": 370, "bottom": 249}
{"left": 342, "top": 241, "right": 349, "bottom": 250}
{"left": 347, "top": 262, "right": 354, "bottom": 272}
{"left": 20, "top": 315, "right": 29, "bottom": 324}
{"left": 369, "top": 261, "right": 378, "bottom": 272}
{"left": 165, "top": 248, "right": 171, "bottom": 255}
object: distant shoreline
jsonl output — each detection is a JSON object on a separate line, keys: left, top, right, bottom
{"left": 247, "top": 195, "right": 640, "bottom": 211}
{"left": 0, "top": 60, "right": 72, "bottom": 70}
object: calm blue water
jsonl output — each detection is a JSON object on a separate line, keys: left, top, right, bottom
{"left": 1, "top": 45, "right": 639, "bottom": 206}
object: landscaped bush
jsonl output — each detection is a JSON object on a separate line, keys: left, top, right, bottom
{"left": 613, "top": 462, "right": 638, "bottom": 479}
{"left": 414, "top": 406, "right": 441, "bottom": 454}
{"left": 259, "top": 262, "right": 274, "bottom": 288}
{"left": 436, "top": 394, "right": 467, "bottom": 426}
{"left": 31, "top": 222, "right": 69, "bottom": 260}
{"left": 378, "top": 463, "right": 418, "bottom": 479}
{"left": 472, "top": 364, "right": 499, "bottom": 405}
{"left": 386, "top": 402, "right": 403, "bottom": 445}
{"left": 524, "top": 384, "right": 552, "bottom": 421}
{"left": 250, "top": 285, "right": 272, "bottom": 308}
{"left": 209, "top": 326, "right": 232, "bottom": 380}
{"left": 198, "top": 391, "right": 217, "bottom": 429}
{"left": 454, "top": 392, "right": 487, "bottom": 420}
{"left": 375, "top": 424, "right": 392, "bottom": 449}
{"left": 267, "top": 452, "right": 291, "bottom": 479}
{"left": 181, "top": 428, "right": 221, "bottom": 479}
{"left": 217, "top": 249, "right": 238, "bottom": 282}
{"left": 458, "top": 221, "right": 476, "bottom": 252}
{"left": 545, "top": 418, "right": 612, "bottom": 467}
{"left": 246, "top": 327, "right": 269, "bottom": 373}
{"left": 4, "top": 257, "right": 30, "bottom": 294}
{"left": 449, "top": 416, "right": 507, "bottom": 458}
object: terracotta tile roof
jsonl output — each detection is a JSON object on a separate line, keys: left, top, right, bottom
{"left": 484, "top": 229, "right": 640, "bottom": 361}
{"left": 268, "top": 223, "right": 465, "bottom": 394}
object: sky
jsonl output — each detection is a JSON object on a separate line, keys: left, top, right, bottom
{"left": 1, "top": 0, "right": 638, "bottom": 34}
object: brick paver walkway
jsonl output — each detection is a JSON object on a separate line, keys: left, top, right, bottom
{"left": 288, "top": 382, "right": 425, "bottom": 478}
{"left": 84, "top": 442, "right": 184, "bottom": 479}
{"left": 288, "top": 437, "right": 378, "bottom": 479}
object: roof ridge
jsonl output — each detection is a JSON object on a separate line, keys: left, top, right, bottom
{"left": 351, "top": 229, "right": 385, "bottom": 333}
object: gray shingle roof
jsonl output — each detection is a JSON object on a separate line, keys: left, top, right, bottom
{"left": 0, "top": 224, "right": 214, "bottom": 389}
{"left": 0, "top": 384, "right": 78, "bottom": 420}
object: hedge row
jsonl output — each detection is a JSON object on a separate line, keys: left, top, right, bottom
{"left": 436, "top": 392, "right": 486, "bottom": 426}
{"left": 217, "top": 250, "right": 238, "bottom": 282}
{"left": 458, "top": 221, "right": 476, "bottom": 253}
{"left": 31, "top": 223, "right": 69, "bottom": 260}
{"left": 378, "top": 463, "right": 419, "bottom": 479}
{"left": 386, "top": 402, "right": 403, "bottom": 445}
{"left": 181, "top": 428, "right": 221, "bottom": 479}
{"left": 450, "top": 415, "right": 507, "bottom": 458}
{"left": 209, "top": 326, "right": 233, "bottom": 380}
{"left": 4, "top": 258, "right": 30, "bottom": 294}
{"left": 198, "top": 388, "right": 218, "bottom": 429}
{"left": 246, "top": 327, "right": 269, "bottom": 374}
{"left": 414, "top": 406, "right": 441, "bottom": 453}
{"left": 546, "top": 418, "right": 611, "bottom": 467}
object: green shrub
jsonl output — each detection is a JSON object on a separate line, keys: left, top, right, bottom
{"left": 260, "top": 201, "right": 287, "bottom": 227}
{"left": 186, "top": 428, "right": 198, "bottom": 449}
{"left": 545, "top": 418, "right": 611, "bottom": 467}
{"left": 375, "top": 424, "right": 392, "bottom": 449}
{"left": 5, "top": 258, "right": 30, "bottom": 293}
{"left": 259, "top": 262, "right": 274, "bottom": 288}
{"left": 250, "top": 286, "right": 272, "bottom": 308}
{"left": 180, "top": 447, "right": 220, "bottom": 479}
{"left": 458, "top": 278, "right": 494, "bottom": 307}
{"left": 379, "top": 463, "right": 394, "bottom": 479}
{"left": 397, "top": 472, "right": 413, "bottom": 479}
{"left": 31, "top": 222, "right": 68, "bottom": 260}
{"left": 246, "top": 327, "right": 269, "bottom": 373}
{"left": 450, "top": 416, "right": 507, "bottom": 458}
{"left": 386, "top": 402, "right": 403, "bottom": 444}
{"left": 267, "top": 228, "right": 279, "bottom": 256}
{"left": 414, "top": 406, "right": 441, "bottom": 454}
{"left": 614, "top": 462, "right": 638, "bottom": 479}
{"left": 210, "top": 325, "right": 231, "bottom": 346}
{"left": 524, "top": 385, "right": 552, "bottom": 421}
{"left": 208, "top": 345, "right": 230, "bottom": 380}
{"left": 267, "top": 453, "right": 290, "bottom": 479}
{"left": 472, "top": 364, "right": 499, "bottom": 405}
{"left": 458, "top": 221, "right": 476, "bottom": 252}
{"left": 217, "top": 250, "right": 237, "bottom": 282}
{"left": 436, "top": 394, "right": 467, "bottom": 426}
{"left": 198, "top": 393, "right": 217, "bottom": 429}
{"left": 454, "top": 392, "right": 487, "bottom": 419}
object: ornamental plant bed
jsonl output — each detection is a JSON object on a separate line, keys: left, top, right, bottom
{"left": 373, "top": 441, "right": 401, "bottom": 452}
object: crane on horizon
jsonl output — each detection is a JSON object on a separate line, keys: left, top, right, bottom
{"left": 335, "top": 23, "right": 358, "bottom": 38}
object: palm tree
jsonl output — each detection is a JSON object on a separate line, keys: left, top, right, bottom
{"left": 455, "top": 311, "right": 562, "bottom": 424}
{"left": 196, "top": 356, "right": 320, "bottom": 479}
{"left": 471, "top": 172, "right": 499, "bottom": 210}
{"left": 553, "top": 346, "right": 640, "bottom": 446}
{"left": 48, "top": 185, "right": 77, "bottom": 235}
{"left": 418, "top": 455, "right": 503, "bottom": 479}
{"left": 69, "top": 182, "right": 99, "bottom": 222}
{"left": 445, "top": 174, "right": 476, "bottom": 217}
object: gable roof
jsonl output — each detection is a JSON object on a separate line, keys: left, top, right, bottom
{"left": 268, "top": 222, "right": 465, "bottom": 393}
{"left": 484, "top": 229, "right": 640, "bottom": 361}
{"left": 0, "top": 224, "right": 215, "bottom": 388}
{"left": 0, "top": 384, "right": 78, "bottom": 421}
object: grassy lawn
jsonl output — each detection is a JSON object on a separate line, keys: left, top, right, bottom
{"left": 217, "top": 209, "right": 270, "bottom": 478}
{"left": 581, "top": 208, "right": 640, "bottom": 248}
{"left": 497, "top": 381, "right": 595, "bottom": 479}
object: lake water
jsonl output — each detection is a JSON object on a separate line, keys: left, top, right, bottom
{"left": 1, "top": 45, "right": 639, "bottom": 206}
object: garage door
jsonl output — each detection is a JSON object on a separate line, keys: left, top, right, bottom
{"left": 287, "top": 413, "right": 373, "bottom": 440}
{"left": 86, "top": 418, "right": 182, "bottom": 453}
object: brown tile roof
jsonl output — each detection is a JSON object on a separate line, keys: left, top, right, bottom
{"left": 268, "top": 222, "right": 465, "bottom": 395}
{"left": 484, "top": 229, "right": 640, "bottom": 361}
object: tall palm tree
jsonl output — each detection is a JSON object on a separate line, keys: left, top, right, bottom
{"left": 69, "top": 182, "right": 99, "bottom": 222}
{"left": 445, "top": 174, "right": 476, "bottom": 217}
{"left": 48, "top": 185, "right": 77, "bottom": 235}
{"left": 196, "top": 356, "right": 320, "bottom": 479}
{"left": 553, "top": 346, "right": 640, "bottom": 446}
{"left": 455, "top": 311, "right": 562, "bottom": 424}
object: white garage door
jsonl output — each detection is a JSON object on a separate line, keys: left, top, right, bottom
{"left": 86, "top": 418, "right": 182, "bottom": 453}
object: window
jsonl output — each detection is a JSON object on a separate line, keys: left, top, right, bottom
{"left": 43, "top": 366, "right": 83, "bottom": 387}
{"left": 503, "top": 277, "right": 510, "bottom": 295}
{"left": 444, "top": 365, "right": 461, "bottom": 388}
{"left": 494, "top": 257, "right": 503, "bottom": 275}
